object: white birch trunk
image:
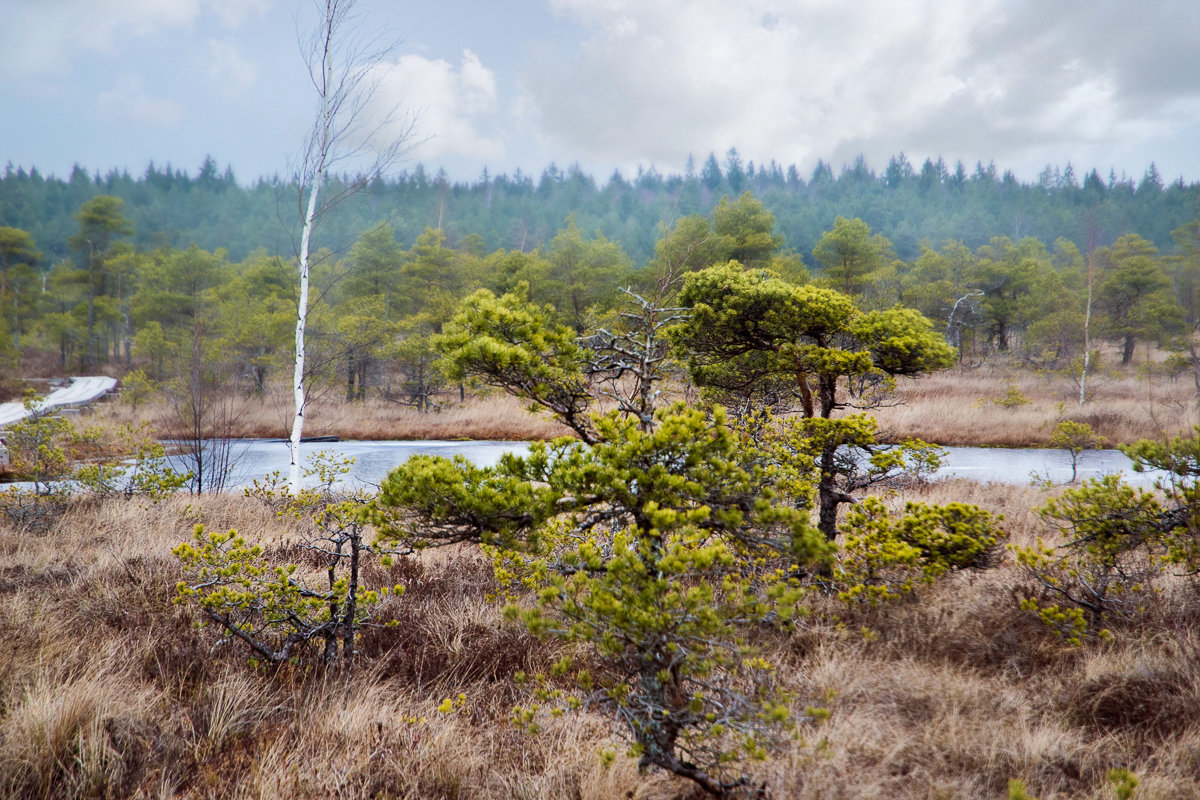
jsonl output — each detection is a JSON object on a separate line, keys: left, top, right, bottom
{"left": 289, "top": 2, "right": 336, "bottom": 494}
{"left": 286, "top": 0, "right": 413, "bottom": 493}
{"left": 1080, "top": 249, "right": 1094, "bottom": 406}
{"left": 289, "top": 179, "right": 322, "bottom": 491}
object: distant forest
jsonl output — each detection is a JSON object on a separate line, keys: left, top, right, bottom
{"left": 3, "top": 150, "right": 1200, "bottom": 409}
{"left": 3, "top": 150, "right": 1198, "bottom": 265}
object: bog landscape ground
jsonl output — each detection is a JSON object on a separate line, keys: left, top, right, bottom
{"left": 2, "top": 361, "right": 1199, "bottom": 800}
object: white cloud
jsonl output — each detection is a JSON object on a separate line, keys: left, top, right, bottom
{"left": 206, "top": 38, "right": 258, "bottom": 96}
{"left": 95, "top": 74, "right": 187, "bottom": 127}
{"left": 527, "top": 0, "right": 1200, "bottom": 176}
{"left": 370, "top": 49, "right": 505, "bottom": 163}
{"left": 0, "top": 0, "right": 270, "bottom": 81}
{"left": 204, "top": 0, "right": 272, "bottom": 30}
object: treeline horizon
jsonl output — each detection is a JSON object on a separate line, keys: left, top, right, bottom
{"left": 3, "top": 149, "right": 1199, "bottom": 266}
{"left": 3, "top": 177, "right": 1198, "bottom": 417}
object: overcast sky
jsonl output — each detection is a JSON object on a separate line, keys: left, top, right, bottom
{"left": 3, "top": 0, "right": 1199, "bottom": 186}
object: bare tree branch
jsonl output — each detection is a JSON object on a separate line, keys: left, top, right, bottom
{"left": 289, "top": 0, "right": 420, "bottom": 493}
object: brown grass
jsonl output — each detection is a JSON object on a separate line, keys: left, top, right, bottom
{"left": 3, "top": 485, "right": 1200, "bottom": 799}
{"left": 71, "top": 362, "right": 1197, "bottom": 449}
{"left": 92, "top": 387, "right": 572, "bottom": 443}
{"left": 874, "top": 365, "right": 1198, "bottom": 446}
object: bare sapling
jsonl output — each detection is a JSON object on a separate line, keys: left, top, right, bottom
{"left": 289, "top": 0, "right": 416, "bottom": 493}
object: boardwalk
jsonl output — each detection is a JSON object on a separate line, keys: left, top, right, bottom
{"left": 0, "top": 376, "right": 118, "bottom": 428}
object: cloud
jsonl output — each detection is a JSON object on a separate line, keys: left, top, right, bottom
{"left": 95, "top": 74, "right": 187, "bottom": 127}
{"left": 526, "top": 0, "right": 1200, "bottom": 176}
{"left": 0, "top": 0, "right": 270, "bottom": 81}
{"left": 206, "top": 38, "right": 258, "bottom": 96}
{"left": 203, "top": 0, "right": 273, "bottom": 30}
{"left": 370, "top": 50, "right": 505, "bottom": 163}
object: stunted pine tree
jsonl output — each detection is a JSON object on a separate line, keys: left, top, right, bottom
{"left": 370, "top": 284, "right": 831, "bottom": 797}
{"left": 669, "top": 262, "right": 955, "bottom": 538}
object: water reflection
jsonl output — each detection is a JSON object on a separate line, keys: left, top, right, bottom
{"left": 935, "top": 446, "right": 1165, "bottom": 487}
{"left": 164, "top": 439, "right": 534, "bottom": 492}
{"left": 179, "top": 439, "right": 1167, "bottom": 492}
{"left": 0, "top": 439, "right": 1172, "bottom": 494}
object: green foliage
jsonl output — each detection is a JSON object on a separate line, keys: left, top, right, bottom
{"left": 993, "top": 382, "right": 1032, "bottom": 408}
{"left": 1096, "top": 234, "right": 1181, "bottom": 365}
{"left": 376, "top": 405, "right": 828, "bottom": 563}
{"left": 811, "top": 216, "right": 893, "bottom": 296}
{"left": 5, "top": 178, "right": 1195, "bottom": 404}
{"left": 671, "top": 262, "right": 872, "bottom": 417}
{"left": 70, "top": 195, "right": 134, "bottom": 369}
{"left": 671, "top": 261, "right": 953, "bottom": 539}
{"left": 1007, "top": 778, "right": 1039, "bottom": 800}
{"left": 1121, "top": 428, "right": 1200, "bottom": 572}
{"left": 437, "top": 286, "right": 597, "bottom": 440}
{"left": 119, "top": 369, "right": 157, "bottom": 411}
{"left": 539, "top": 216, "right": 632, "bottom": 332}
{"left": 646, "top": 214, "right": 731, "bottom": 283}
{"left": 0, "top": 226, "right": 41, "bottom": 355}
{"left": 1020, "top": 425, "right": 1200, "bottom": 637}
{"left": 711, "top": 192, "right": 785, "bottom": 269}
{"left": 0, "top": 313, "right": 17, "bottom": 375}
{"left": 850, "top": 306, "right": 956, "bottom": 376}
{"left": 0, "top": 225, "right": 39, "bottom": 270}
{"left": 1107, "top": 768, "right": 1140, "bottom": 800}
{"left": 836, "top": 497, "right": 1003, "bottom": 605}
{"left": 343, "top": 221, "right": 403, "bottom": 312}
{"left": 332, "top": 296, "right": 400, "bottom": 402}
{"left": 175, "top": 525, "right": 348, "bottom": 661}
{"left": 175, "top": 453, "right": 403, "bottom": 667}
{"left": 1050, "top": 419, "right": 1105, "bottom": 452}
{"left": 793, "top": 415, "right": 944, "bottom": 489}
{"left": 674, "top": 265, "right": 816, "bottom": 413}
{"left": 386, "top": 313, "right": 448, "bottom": 411}
{"left": 373, "top": 403, "right": 831, "bottom": 795}
{"left": 1122, "top": 428, "right": 1200, "bottom": 484}
{"left": 4, "top": 396, "right": 75, "bottom": 494}
{"left": 1017, "top": 598, "right": 1090, "bottom": 646}
{"left": 71, "top": 423, "right": 189, "bottom": 501}
{"left": 133, "top": 321, "right": 173, "bottom": 379}
{"left": 1050, "top": 420, "right": 1107, "bottom": 483}
{"left": 972, "top": 237, "right": 1049, "bottom": 353}
{"left": 371, "top": 449, "right": 557, "bottom": 551}
{"left": 1014, "top": 475, "right": 1165, "bottom": 635}
{"left": 4, "top": 157, "right": 1198, "bottom": 278}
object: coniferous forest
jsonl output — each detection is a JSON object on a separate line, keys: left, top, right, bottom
{"left": 2, "top": 151, "right": 1200, "bottom": 403}
{"left": 3, "top": 153, "right": 1198, "bottom": 266}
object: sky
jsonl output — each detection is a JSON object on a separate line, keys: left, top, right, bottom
{"left": 3, "top": 0, "right": 1200, "bottom": 187}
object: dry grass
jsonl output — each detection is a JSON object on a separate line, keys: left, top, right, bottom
{"left": 3, "top": 484, "right": 1200, "bottom": 799}
{"left": 92, "top": 387, "right": 571, "bottom": 443}
{"left": 75, "top": 363, "right": 1198, "bottom": 449}
{"left": 875, "top": 365, "right": 1198, "bottom": 446}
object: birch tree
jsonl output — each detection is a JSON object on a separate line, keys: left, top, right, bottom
{"left": 1080, "top": 222, "right": 1097, "bottom": 405}
{"left": 289, "top": 0, "right": 415, "bottom": 492}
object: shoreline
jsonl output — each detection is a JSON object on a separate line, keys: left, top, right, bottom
{"left": 5, "top": 366, "right": 1197, "bottom": 453}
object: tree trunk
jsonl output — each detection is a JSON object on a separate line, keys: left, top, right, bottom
{"left": 287, "top": 0, "right": 414, "bottom": 492}
{"left": 1080, "top": 245, "right": 1094, "bottom": 404}
{"left": 343, "top": 532, "right": 361, "bottom": 669}
{"left": 817, "top": 444, "right": 840, "bottom": 540}
{"left": 85, "top": 243, "right": 97, "bottom": 371}
{"left": 289, "top": 177, "right": 320, "bottom": 492}
{"left": 795, "top": 371, "right": 814, "bottom": 417}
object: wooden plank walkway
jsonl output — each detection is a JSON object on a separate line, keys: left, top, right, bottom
{"left": 0, "top": 376, "right": 118, "bottom": 428}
